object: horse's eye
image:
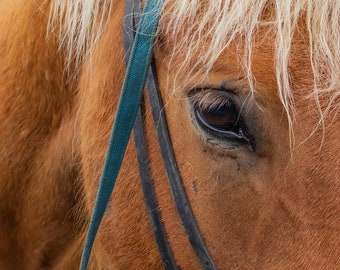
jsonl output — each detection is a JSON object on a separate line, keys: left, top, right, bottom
{"left": 191, "top": 89, "right": 255, "bottom": 151}
{"left": 196, "top": 101, "right": 238, "bottom": 131}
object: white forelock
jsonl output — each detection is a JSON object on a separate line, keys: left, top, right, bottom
{"left": 48, "top": 0, "right": 339, "bottom": 137}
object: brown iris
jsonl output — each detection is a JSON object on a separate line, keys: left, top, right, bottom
{"left": 196, "top": 99, "right": 238, "bottom": 131}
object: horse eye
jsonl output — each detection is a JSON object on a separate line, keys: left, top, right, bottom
{"left": 192, "top": 89, "right": 255, "bottom": 151}
{"left": 196, "top": 101, "right": 238, "bottom": 132}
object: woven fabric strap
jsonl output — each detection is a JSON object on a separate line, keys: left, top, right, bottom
{"left": 79, "top": 0, "right": 164, "bottom": 269}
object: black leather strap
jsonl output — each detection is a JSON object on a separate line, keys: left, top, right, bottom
{"left": 124, "top": 1, "right": 178, "bottom": 269}
{"left": 124, "top": 1, "right": 217, "bottom": 269}
{"left": 145, "top": 60, "right": 217, "bottom": 270}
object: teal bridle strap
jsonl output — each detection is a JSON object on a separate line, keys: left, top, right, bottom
{"left": 79, "top": 0, "right": 164, "bottom": 269}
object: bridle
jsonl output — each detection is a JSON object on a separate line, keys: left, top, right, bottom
{"left": 80, "top": 0, "right": 217, "bottom": 269}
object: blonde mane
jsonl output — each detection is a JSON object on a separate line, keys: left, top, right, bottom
{"left": 49, "top": 0, "right": 340, "bottom": 134}
{"left": 48, "top": 0, "right": 112, "bottom": 66}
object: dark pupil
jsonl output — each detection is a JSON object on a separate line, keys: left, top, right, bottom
{"left": 201, "top": 103, "right": 237, "bottom": 129}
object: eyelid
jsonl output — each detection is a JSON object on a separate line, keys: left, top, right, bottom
{"left": 189, "top": 88, "right": 240, "bottom": 111}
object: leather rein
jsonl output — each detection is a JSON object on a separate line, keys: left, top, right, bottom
{"left": 80, "top": 0, "right": 217, "bottom": 269}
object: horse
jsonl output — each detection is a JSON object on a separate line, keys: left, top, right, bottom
{"left": 0, "top": 0, "right": 339, "bottom": 269}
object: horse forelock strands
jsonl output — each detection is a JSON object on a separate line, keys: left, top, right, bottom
{"left": 49, "top": 0, "right": 339, "bottom": 132}
{"left": 48, "top": 0, "right": 112, "bottom": 68}
{"left": 160, "top": 0, "right": 340, "bottom": 138}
